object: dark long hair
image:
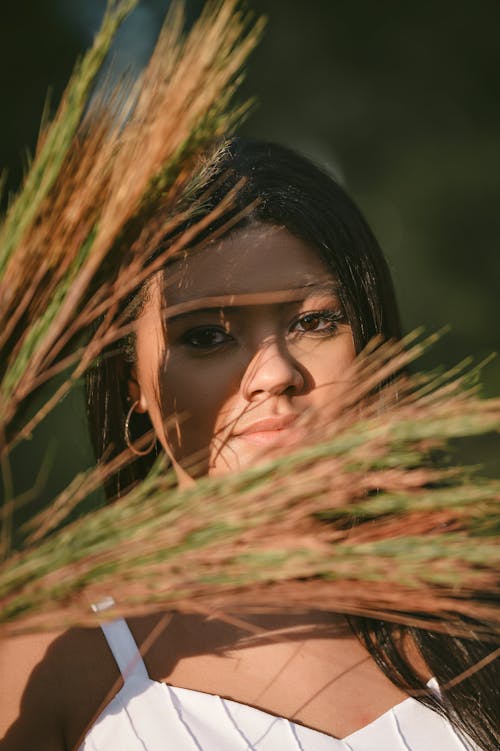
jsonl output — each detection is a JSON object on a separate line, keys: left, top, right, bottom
{"left": 86, "top": 138, "right": 498, "bottom": 749}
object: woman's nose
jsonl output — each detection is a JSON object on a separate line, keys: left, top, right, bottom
{"left": 241, "top": 337, "right": 305, "bottom": 400}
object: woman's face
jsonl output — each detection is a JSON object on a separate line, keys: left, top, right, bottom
{"left": 131, "top": 224, "right": 356, "bottom": 481}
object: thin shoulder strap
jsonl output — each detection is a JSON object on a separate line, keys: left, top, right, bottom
{"left": 101, "top": 618, "right": 149, "bottom": 682}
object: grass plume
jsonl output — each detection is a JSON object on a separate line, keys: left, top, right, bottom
{"left": 0, "top": 0, "right": 264, "bottom": 445}
{"left": 1, "top": 339, "right": 498, "bottom": 637}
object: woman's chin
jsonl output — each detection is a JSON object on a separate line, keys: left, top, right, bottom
{"left": 207, "top": 431, "right": 305, "bottom": 476}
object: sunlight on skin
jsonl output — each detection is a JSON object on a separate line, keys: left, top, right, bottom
{"left": 130, "top": 224, "right": 356, "bottom": 482}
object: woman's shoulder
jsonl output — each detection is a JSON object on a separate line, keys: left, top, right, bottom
{"left": 0, "top": 629, "right": 66, "bottom": 748}
{"left": 0, "top": 624, "right": 122, "bottom": 751}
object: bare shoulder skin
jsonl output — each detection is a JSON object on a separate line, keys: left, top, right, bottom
{"left": 0, "top": 630, "right": 67, "bottom": 750}
{"left": 0, "top": 626, "right": 121, "bottom": 751}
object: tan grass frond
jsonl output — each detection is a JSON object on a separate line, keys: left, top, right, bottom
{"left": 1, "top": 340, "right": 498, "bottom": 637}
{"left": 0, "top": 0, "right": 264, "bottom": 445}
{"left": 0, "top": 0, "right": 138, "bottom": 275}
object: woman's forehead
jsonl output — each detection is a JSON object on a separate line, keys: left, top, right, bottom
{"left": 162, "top": 225, "right": 336, "bottom": 306}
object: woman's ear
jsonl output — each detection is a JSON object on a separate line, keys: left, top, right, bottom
{"left": 127, "top": 366, "right": 148, "bottom": 413}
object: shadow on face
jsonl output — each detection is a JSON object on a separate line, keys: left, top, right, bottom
{"left": 131, "top": 224, "right": 355, "bottom": 482}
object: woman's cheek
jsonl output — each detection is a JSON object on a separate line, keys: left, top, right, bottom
{"left": 159, "top": 372, "right": 228, "bottom": 461}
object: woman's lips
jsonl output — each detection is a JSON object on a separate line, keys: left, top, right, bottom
{"left": 233, "top": 415, "right": 304, "bottom": 446}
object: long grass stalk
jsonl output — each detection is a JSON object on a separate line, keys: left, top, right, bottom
{"left": 1, "top": 341, "right": 498, "bottom": 636}
{"left": 0, "top": 0, "right": 138, "bottom": 275}
{"left": 0, "top": 0, "right": 264, "bottom": 445}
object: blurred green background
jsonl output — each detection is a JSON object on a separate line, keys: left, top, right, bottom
{"left": 1, "top": 0, "right": 498, "bottom": 522}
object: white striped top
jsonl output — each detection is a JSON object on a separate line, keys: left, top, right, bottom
{"left": 79, "top": 618, "right": 480, "bottom": 751}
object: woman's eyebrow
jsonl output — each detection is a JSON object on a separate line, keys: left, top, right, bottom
{"left": 163, "top": 283, "right": 339, "bottom": 321}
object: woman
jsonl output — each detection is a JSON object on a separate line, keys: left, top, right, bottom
{"left": 0, "top": 140, "right": 496, "bottom": 750}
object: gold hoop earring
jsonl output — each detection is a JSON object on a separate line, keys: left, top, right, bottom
{"left": 124, "top": 400, "right": 156, "bottom": 456}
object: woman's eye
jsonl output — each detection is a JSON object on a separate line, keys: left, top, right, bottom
{"left": 182, "top": 326, "right": 232, "bottom": 349}
{"left": 291, "top": 310, "right": 343, "bottom": 336}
